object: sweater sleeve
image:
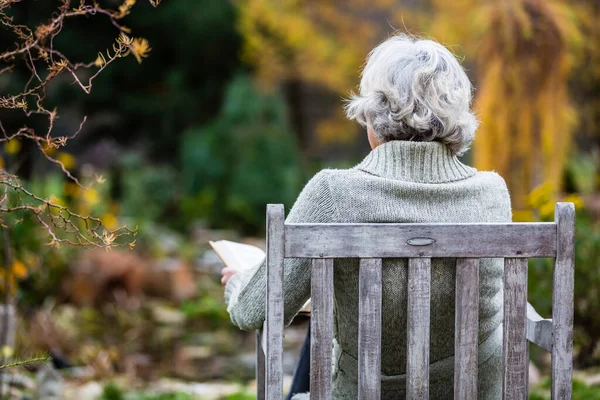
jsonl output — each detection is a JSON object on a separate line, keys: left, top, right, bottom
{"left": 224, "top": 170, "right": 337, "bottom": 331}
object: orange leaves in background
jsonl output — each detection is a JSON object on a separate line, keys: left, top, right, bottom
{"left": 237, "top": 0, "right": 417, "bottom": 144}
{"left": 472, "top": 0, "right": 581, "bottom": 210}
{"left": 0, "top": 260, "right": 29, "bottom": 295}
{"left": 522, "top": 182, "right": 584, "bottom": 222}
{"left": 238, "top": 0, "right": 593, "bottom": 213}
{"left": 11, "top": 261, "right": 26, "bottom": 279}
{"left": 237, "top": 0, "right": 386, "bottom": 93}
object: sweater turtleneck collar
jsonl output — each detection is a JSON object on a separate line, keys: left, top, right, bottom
{"left": 353, "top": 140, "right": 477, "bottom": 183}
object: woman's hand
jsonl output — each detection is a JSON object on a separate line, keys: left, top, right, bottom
{"left": 221, "top": 267, "right": 238, "bottom": 287}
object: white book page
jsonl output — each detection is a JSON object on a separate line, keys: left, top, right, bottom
{"left": 209, "top": 240, "right": 265, "bottom": 271}
{"left": 210, "top": 240, "right": 312, "bottom": 314}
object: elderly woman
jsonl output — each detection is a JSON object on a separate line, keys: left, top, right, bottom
{"left": 222, "top": 34, "right": 511, "bottom": 399}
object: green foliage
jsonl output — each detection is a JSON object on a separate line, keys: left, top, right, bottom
{"left": 223, "top": 393, "right": 256, "bottom": 400}
{"left": 180, "top": 278, "right": 233, "bottom": 331}
{"left": 15, "top": 0, "right": 243, "bottom": 159}
{"left": 180, "top": 295, "right": 229, "bottom": 322}
{"left": 102, "top": 383, "right": 126, "bottom": 400}
{"left": 180, "top": 74, "right": 304, "bottom": 234}
{"left": 130, "top": 393, "right": 195, "bottom": 400}
{"left": 529, "top": 209, "right": 600, "bottom": 365}
{"left": 529, "top": 378, "right": 600, "bottom": 399}
{"left": 100, "top": 385, "right": 253, "bottom": 400}
{"left": 118, "top": 156, "right": 180, "bottom": 223}
{"left": 101, "top": 384, "right": 198, "bottom": 400}
{"left": 565, "top": 153, "right": 599, "bottom": 195}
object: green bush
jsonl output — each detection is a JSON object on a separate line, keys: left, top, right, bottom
{"left": 118, "top": 155, "right": 180, "bottom": 223}
{"left": 180, "top": 74, "right": 304, "bottom": 234}
{"left": 529, "top": 378, "right": 600, "bottom": 399}
{"left": 101, "top": 383, "right": 199, "bottom": 400}
{"left": 223, "top": 393, "right": 256, "bottom": 400}
{"left": 101, "top": 383, "right": 126, "bottom": 400}
{"left": 131, "top": 394, "right": 196, "bottom": 400}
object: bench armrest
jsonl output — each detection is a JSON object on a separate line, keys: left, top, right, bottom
{"left": 526, "top": 302, "right": 553, "bottom": 352}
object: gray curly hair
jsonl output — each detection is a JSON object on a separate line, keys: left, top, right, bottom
{"left": 345, "top": 34, "right": 478, "bottom": 156}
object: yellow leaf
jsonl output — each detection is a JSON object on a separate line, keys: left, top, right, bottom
{"left": 94, "top": 53, "right": 105, "bottom": 68}
{"left": 512, "top": 209, "right": 534, "bottom": 222}
{"left": 130, "top": 38, "right": 151, "bottom": 64}
{"left": 539, "top": 202, "right": 556, "bottom": 220}
{"left": 101, "top": 212, "right": 118, "bottom": 230}
{"left": 82, "top": 188, "right": 99, "bottom": 206}
{"left": 527, "top": 182, "right": 553, "bottom": 209}
{"left": 56, "top": 152, "right": 76, "bottom": 170}
{"left": 563, "top": 194, "right": 584, "bottom": 210}
{"left": 4, "top": 139, "right": 21, "bottom": 155}
{"left": 2, "top": 346, "right": 13, "bottom": 358}
{"left": 11, "top": 260, "right": 27, "bottom": 279}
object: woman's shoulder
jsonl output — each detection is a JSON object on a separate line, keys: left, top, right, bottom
{"left": 472, "top": 170, "right": 509, "bottom": 189}
{"left": 304, "top": 167, "right": 362, "bottom": 187}
{"left": 309, "top": 166, "right": 374, "bottom": 182}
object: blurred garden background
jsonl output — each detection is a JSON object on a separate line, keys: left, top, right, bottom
{"left": 0, "top": 0, "right": 599, "bottom": 398}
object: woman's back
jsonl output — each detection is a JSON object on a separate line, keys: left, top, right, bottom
{"left": 320, "top": 140, "right": 511, "bottom": 399}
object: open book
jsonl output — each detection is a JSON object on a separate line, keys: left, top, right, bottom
{"left": 210, "top": 239, "right": 311, "bottom": 315}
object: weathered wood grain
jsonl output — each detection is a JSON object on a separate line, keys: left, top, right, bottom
{"left": 284, "top": 223, "right": 556, "bottom": 258}
{"left": 311, "top": 258, "right": 334, "bottom": 400}
{"left": 454, "top": 258, "right": 479, "bottom": 400}
{"left": 503, "top": 258, "right": 528, "bottom": 400}
{"left": 526, "top": 303, "right": 553, "bottom": 353}
{"left": 407, "top": 257, "right": 431, "bottom": 400}
{"left": 256, "top": 203, "right": 576, "bottom": 399}
{"left": 552, "top": 203, "right": 575, "bottom": 400}
{"left": 256, "top": 330, "right": 265, "bottom": 400}
{"left": 265, "top": 204, "right": 285, "bottom": 400}
{"left": 358, "top": 258, "right": 382, "bottom": 400}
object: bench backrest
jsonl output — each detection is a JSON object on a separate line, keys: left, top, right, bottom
{"left": 257, "top": 202, "right": 575, "bottom": 400}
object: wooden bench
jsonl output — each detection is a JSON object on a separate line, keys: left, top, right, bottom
{"left": 256, "top": 202, "right": 575, "bottom": 400}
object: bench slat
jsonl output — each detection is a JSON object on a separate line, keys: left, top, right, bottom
{"left": 358, "top": 258, "right": 382, "bottom": 400}
{"left": 311, "top": 259, "right": 334, "bottom": 400}
{"left": 265, "top": 204, "right": 284, "bottom": 400}
{"left": 285, "top": 223, "right": 556, "bottom": 258}
{"left": 454, "top": 258, "right": 479, "bottom": 399}
{"left": 256, "top": 331, "right": 265, "bottom": 400}
{"left": 407, "top": 257, "right": 431, "bottom": 400}
{"left": 552, "top": 203, "right": 575, "bottom": 399}
{"left": 503, "top": 258, "right": 528, "bottom": 400}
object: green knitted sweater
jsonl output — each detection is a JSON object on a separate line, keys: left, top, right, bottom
{"left": 224, "top": 140, "right": 512, "bottom": 399}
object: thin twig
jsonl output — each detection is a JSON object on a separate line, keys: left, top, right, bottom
{"left": 0, "top": 0, "right": 157, "bottom": 249}
{"left": 0, "top": 355, "right": 50, "bottom": 369}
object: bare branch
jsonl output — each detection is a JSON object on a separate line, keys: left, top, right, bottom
{"left": 0, "top": 0, "right": 157, "bottom": 248}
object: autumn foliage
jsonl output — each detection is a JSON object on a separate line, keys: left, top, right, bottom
{"left": 238, "top": 0, "right": 595, "bottom": 211}
{"left": 0, "top": 0, "right": 158, "bottom": 249}
{"left": 472, "top": 0, "right": 581, "bottom": 213}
